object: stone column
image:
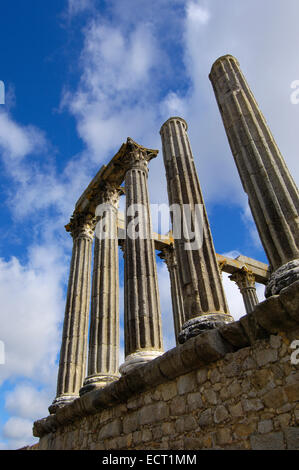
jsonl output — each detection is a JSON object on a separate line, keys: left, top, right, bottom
{"left": 119, "top": 139, "right": 164, "bottom": 374}
{"left": 49, "top": 213, "right": 95, "bottom": 414}
{"left": 158, "top": 244, "right": 185, "bottom": 344}
{"left": 209, "top": 55, "right": 299, "bottom": 297}
{"left": 160, "top": 117, "right": 233, "bottom": 343}
{"left": 229, "top": 267, "right": 259, "bottom": 314}
{"left": 80, "top": 184, "right": 123, "bottom": 395}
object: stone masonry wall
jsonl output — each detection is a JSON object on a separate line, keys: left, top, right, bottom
{"left": 33, "top": 282, "right": 299, "bottom": 450}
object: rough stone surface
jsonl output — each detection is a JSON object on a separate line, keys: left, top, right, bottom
{"left": 32, "top": 281, "right": 299, "bottom": 450}
{"left": 33, "top": 321, "right": 299, "bottom": 450}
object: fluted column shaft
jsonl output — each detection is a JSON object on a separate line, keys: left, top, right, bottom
{"left": 49, "top": 213, "right": 95, "bottom": 414}
{"left": 159, "top": 244, "right": 185, "bottom": 344}
{"left": 80, "top": 185, "right": 123, "bottom": 395}
{"left": 120, "top": 139, "right": 163, "bottom": 374}
{"left": 160, "top": 117, "right": 233, "bottom": 343}
{"left": 230, "top": 268, "right": 259, "bottom": 314}
{"left": 209, "top": 55, "right": 299, "bottom": 297}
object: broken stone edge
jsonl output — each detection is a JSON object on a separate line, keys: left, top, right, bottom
{"left": 33, "top": 281, "right": 299, "bottom": 439}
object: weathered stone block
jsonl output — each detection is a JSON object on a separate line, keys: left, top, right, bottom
{"left": 161, "top": 422, "right": 175, "bottom": 435}
{"left": 279, "top": 281, "right": 299, "bottom": 323}
{"left": 284, "top": 383, "right": 299, "bottom": 402}
{"left": 216, "top": 428, "right": 233, "bottom": 446}
{"left": 141, "top": 359, "right": 166, "bottom": 388}
{"left": 198, "top": 409, "right": 213, "bottom": 428}
{"left": 213, "top": 405, "right": 229, "bottom": 424}
{"left": 284, "top": 427, "right": 299, "bottom": 450}
{"left": 175, "top": 416, "right": 197, "bottom": 433}
{"left": 196, "top": 368, "right": 208, "bottom": 384}
{"left": 257, "top": 419, "right": 273, "bottom": 434}
{"left": 263, "top": 387, "right": 288, "bottom": 409}
{"left": 184, "top": 437, "right": 203, "bottom": 450}
{"left": 250, "top": 432, "right": 285, "bottom": 450}
{"left": 234, "top": 422, "right": 256, "bottom": 438}
{"left": 179, "top": 336, "right": 205, "bottom": 370}
{"left": 123, "top": 412, "right": 139, "bottom": 434}
{"left": 98, "top": 419, "right": 122, "bottom": 440}
{"left": 161, "top": 382, "right": 177, "bottom": 401}
{"left": 170, "top": 395, "right": 186, "bottom": 416}
{"left": 223, "top": 360, "right": 242, "bottom": 378}
{"left": 194, "top": 329, "right": 234, "bottom": 363}
{"left": 139, "top": 402, "right": 169, "bottom": 425}
{"left": 239, "top": 311, "right": 268, "bottom": 344}
{"left": 158, "top": 348, "right": 185, "bottom": 379}
{"left": 242, "top": 398, "right": 264, "bottom": 412}
{"left": 177, "top": 372, "right": 197, "bottom": 395}
{"left": 187, "top": 392, "right": 203, "bottom": 411}
{"left": 255, "top": 348, "right": 278, "bottom": 367}
{"left": 229, "top": 402, "right": 243, "bottom": 418}
{"left": 202, "top": 389, "right": 217, "bottom": 405}
{"left": 218, "top": 321, "right": 250, "bottom": 349}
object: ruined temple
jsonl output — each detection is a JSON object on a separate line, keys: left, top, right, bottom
{"left": 32, "top": 55, "right": 299, "bottom": 450}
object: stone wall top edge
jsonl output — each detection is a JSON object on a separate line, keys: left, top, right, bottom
{"left": 33, "top": 281, "right": 299, "bottom": 439}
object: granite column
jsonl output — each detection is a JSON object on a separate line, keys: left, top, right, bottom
{"left": 209, "top": 55, "right": 299, "bottom": 297}
{"left": 160, "top": 118, "right": 233, "bottom": 343}
{"left": 159, "top": 244, "right": 185, "bottom": 344}
{"left": 120, "top": 139, "right": 164, "bottom": 374}
{"left": 80, "top": 184, "right": 123, "bottom": 395}
{"left": 230, "top": 267, "right": 259, "bottom": 314}
{"left": 49, "top": 213, "right": 95, "bottom": 413}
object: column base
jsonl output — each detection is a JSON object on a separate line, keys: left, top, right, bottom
{"left": 79, "top": 374, "right": 120, "bottom": 396}
{"left": 178, "top": 313, "right": 234, "bottom": 344}
{"left": 265, "top": 259, "right": 299, "bottom": 298}
{"left": 48, "top": 394, "right": 77, "bottom": 415}
{"left": 119, "top": 350, "right": 164, "bottom": 376}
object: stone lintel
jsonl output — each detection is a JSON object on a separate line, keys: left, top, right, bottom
{"left": 33, "top": 281, "right": 299, "bottom": 439}
{"left": 73, "top": 138, "right": 158, "bottom": 217}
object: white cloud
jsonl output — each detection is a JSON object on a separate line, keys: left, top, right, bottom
{"left": 186, "top": 1, "right": 210, "bottom": 26}
{"left": 67, "top": 0, "right": 93, "bottom": 16}
{"left": 0, "top": 244, "right": 66, "bottom": 386}
{"left": 5, "top": 384, "right": 52, "bottom": 421}
{"left": 63, "top": 18, "right": 162, "bottom": 161}
{"left": 0, "top": 111, "right": 47, "bottom": 162}
{"left": 2, "top": 417, "right": 36, "bottom": 449}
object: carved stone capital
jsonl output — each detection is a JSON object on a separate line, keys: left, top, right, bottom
{"left": 65, "top": 212, "right": 96, "bottom": 241}
{"left": 122, "top": 137, "right": 159, "bottom": 173}
{"left": 158, "top": 244, "right": 177, "bottom": 271}
{"left": 229, "top": 266, "right": 256, "bottom": 291}
{"left": 93, "top": 183, "right": 124, "bottom": 210}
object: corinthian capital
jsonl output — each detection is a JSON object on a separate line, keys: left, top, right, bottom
{"left": 65, "top": 212, "right": 96, "bottom": 241}
{"left": 229, "top": 266, "right": 256, "bottom": 291}
{"left": 121, "top": 137, "right": 159, "bottom": 172}
{"left": 158, "top": 244, "right": 177, "bottom": 271}
{"left": 93, "top": 182, "right": 124, "bottom": 210}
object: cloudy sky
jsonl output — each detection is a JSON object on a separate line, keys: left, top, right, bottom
{"left": 0, "top": 0, "right": 298, "bottom": 449}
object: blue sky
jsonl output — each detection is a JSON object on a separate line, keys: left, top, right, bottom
{"left": 0, "top": 0, "right": 298, "bottom": 449}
